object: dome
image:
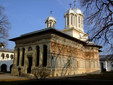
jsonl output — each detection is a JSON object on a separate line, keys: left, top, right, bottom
{"left": 66, "top": 8, "right": 74, "bottom": 14}
{"left": 72, "top": 7, "right": 83, "bottom": 14}
{"left": 45, "top": 16, "right": 56, "bottom": 22}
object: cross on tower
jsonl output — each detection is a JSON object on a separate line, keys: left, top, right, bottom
{"left": 50, "top": 10, "right": 52, "bottom": 16}
{"left": 74, "top": 0, "right": 76, "bottom": 7}
{"left": 69, "top": 3, "right": 72, "bottom": 8}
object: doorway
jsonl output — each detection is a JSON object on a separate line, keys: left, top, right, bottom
{"left": 1, "top": 64, "right": 7, "bottom": 72}
{"left": 27, "top": 57, "right": 32, "bottom": 73}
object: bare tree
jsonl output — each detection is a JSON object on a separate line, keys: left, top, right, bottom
{"left": 79, "top": 0, "right": 113, "bottom": 54}
{"left": 0, "top": 6, "right": 10, "bottom": 46}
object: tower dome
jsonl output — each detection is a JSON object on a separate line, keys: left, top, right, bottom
{"left": 45, "top": 11, "right": 56, "bottom": 28}
{"left": 72, "top": 7, "right": 83, "bottom": 15}
{"left": 66, "top": 8, "right": 74, "bottom": 14}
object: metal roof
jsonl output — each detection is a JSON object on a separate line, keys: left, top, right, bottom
{"left": 0, "top": 48, "right": 14, "bottom": 53}
{"left": 9, "top": 28, "right": 101, "bottom": 48}
{"left": 100, "top": 55, "right": 113, "bottom": 61}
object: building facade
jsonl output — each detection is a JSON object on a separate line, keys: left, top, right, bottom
{"left": 0, "top": 44, "right": 14, "bottom": 72}
{"left": 100, "top": 55, "right": 113, "bottom": 72}
{"left": 10, "top": 4, "right": 101, "bottom": 78}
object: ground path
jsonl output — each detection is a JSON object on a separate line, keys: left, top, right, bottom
{"left": 0, "top": 73, "right": 29, "bottom": 81}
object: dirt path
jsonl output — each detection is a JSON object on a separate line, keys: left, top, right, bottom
{"left": 0, "top": 73, "right": 29, "bottom": 81}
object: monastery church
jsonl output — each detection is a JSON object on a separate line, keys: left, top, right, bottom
{"left": 10, "top": 2, "right": 101, "bottom": 78}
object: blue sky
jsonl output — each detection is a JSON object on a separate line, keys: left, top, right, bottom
{"left": 0, "top": 0, "right": 84, "bottom": 49}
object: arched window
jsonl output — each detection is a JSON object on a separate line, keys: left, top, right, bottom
{"left": 17, "top": 48, "right": 20, "bottom": 66}
{"left": 28, "top": 47, "right": 32, "bottom": 51}
{"left": 67, "top": 16, "right": 69, "bottom": 26}
{"left": 78, "top": 16, "right": 80, "bottom": 27}
{"left": 36, "top": 46, "right": 40, "bottom": 66}
{"left": 43, "top": 45, "right": 47, "bottom": 67}
{"left": 1, "top": 53, "right": 5, "bottom": 59}
{"left": 10, "top": 55, "right": 13, "bottom": 59}
{"left": 71, "top": 15, "right": 73, "bottom": 25}
{"left": 6, "top": 54, "right": 9, "bottom": 58}
{"left": 21, "top": 48, "right": 25, "bottom": 66}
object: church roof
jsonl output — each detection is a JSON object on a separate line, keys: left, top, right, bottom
{"left": 0, "top": 48, "right": 14, "bottom": 53}
{"left": 9, "top": 28, "right": 101, "bottom": 48}
{"left": 100, "top": 54, "right": 113, "bottom": 61}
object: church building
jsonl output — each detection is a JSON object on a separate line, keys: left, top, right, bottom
{"left": 10, "top": 3, "right": 101, "bottom": 78}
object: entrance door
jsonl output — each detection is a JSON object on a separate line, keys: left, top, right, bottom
{"left": 1, "top": 64, "right": 7, "bottom": 72}
{"left": 27, "top": 57, "right": 32, "bottom": 73}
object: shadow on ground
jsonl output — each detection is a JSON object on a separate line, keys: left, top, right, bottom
{"left": 0, "top": 72, "right": 113, "bottom": 85}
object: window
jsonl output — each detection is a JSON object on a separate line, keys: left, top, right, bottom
{"left": 71, "top": 16, "right": 73, "bottom": 25}
{"left": 67, "top": 16, "right": 69, "bottom": 26}
{"left": 1, "top": 53, "right": 4, "bottom": 59}
{"left": 17, "top": 48, "right": 20, "bottom": 66}
{"left": 28, "top": 47, "right": 32, "bottom": 51}
{"left": 36, "top": 46, "right": 40, "bottom": 66}
{"left": 43, "top": 45, "right": 47, "bottom": 67}
{"left": 10, "top": 55, "right": 13, "bottom": 59}
{"left": 6, "top": 54, "right": 9, "bottom": 58}
{"left": 21, "top": 48, "right": 25, "bottom": 66}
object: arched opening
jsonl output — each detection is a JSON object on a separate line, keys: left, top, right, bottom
{"left": 36, "top": 46, "right": 40, "bottom": 66}
{"left": 6, "top": 54, "right": 9, "bottom": 58}
{"left": 21, "top": 48, "right": 25, "bottom": 66}
{"left": 10, "top": 64, "right": 13, "bottom": 73}
{"left": 43, "top": 45, "right": 47, "bottom": 67}
{"left": 10, "top": 55, "right": 14, "bottom": 60}
{"left": 1, "top": 64, "right": 7, "bottom": 72}
{"left": 28, "top": 47, "right": 32, "bottom": 51}
{"left": 1, "top": 53, "right": 5, "bottom": 59}
{"left": 17, "top": 48, "right": 20, "bottom": 66}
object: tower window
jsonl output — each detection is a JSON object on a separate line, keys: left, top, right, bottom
{"left": 71, "top": 16, "right": 73, "bottom": 25}
{"left": 67, "top": 16, "right": 69, "bottom": 26}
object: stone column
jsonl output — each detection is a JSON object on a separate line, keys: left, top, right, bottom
{"left": 39, "top": 44, "right": 43, "bottom": 67}
{"left": 13, "top": 47, "right": 18, "bottom": 67}
{"left": 65, "top": 16, "right": 67, "bottom": 28}
{"left": 32, "top": 45, "right": 37, "bottom": 68}
{"left": 24, "top": 46, "right": 28, "bottom": 73}
{"left": 19, "top": 47, "right": 23, "bottom": 66}
{"left": 47, "top": 43, "right": 51, "bottom": 68}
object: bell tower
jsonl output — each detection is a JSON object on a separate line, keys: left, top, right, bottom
{"left": 62, "top": 1, "right": 89, "bottom": 41}
{"left": 45, "top": 11, "right": 56, "bottom": 28}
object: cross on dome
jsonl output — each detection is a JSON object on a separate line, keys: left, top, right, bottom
{"left": 74, "top": 0, "right": 76, "bottom": 7}
{"left": 50, "top": 10, "right": 52, "bottom": 16}
{"left": 69, "top": 3, "right": 72, "bottom": 8}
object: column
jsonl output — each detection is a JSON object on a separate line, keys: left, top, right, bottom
{"left": 69, "top": 14, "right": 71, "bottom": 27}
{"left": 19, "top": 47, "right": 23, "bottom": 66}
{"left": 24, "top": 46, "right": 28, "bottom": 73}
{"left": 39, "top": 44, "right": 43, "bottom": 67}
{"left": 13, "top": 47, "right": 18, "bottom": 67}
{"left": 65, "top": 16, "right": 67, "bottom": 28}
{"left": 32, "top": 45, "right": 37, "bottom": 68}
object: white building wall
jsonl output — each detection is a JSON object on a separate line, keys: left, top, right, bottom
{"left": 0, "top": 51, "right": 14, "bottom": 72}
{"left": 100, "top": 61, "right": 113, "bottom": 72}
